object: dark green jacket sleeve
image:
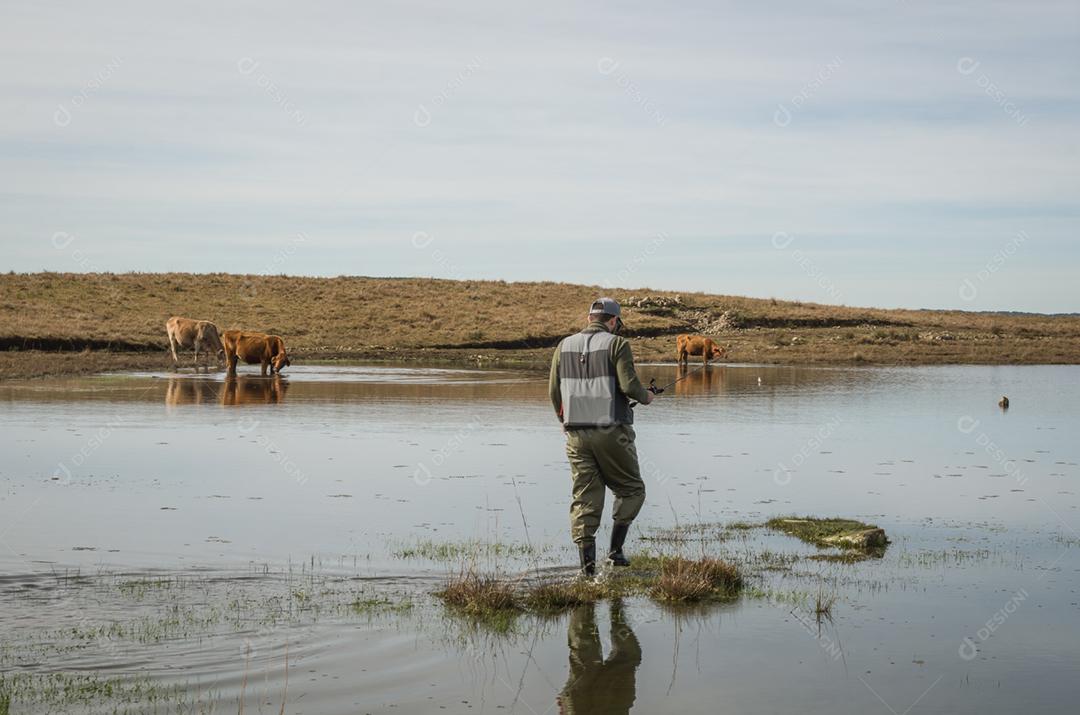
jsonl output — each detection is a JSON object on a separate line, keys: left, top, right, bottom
{"left": 611, "top": 337, "right": 650, "bottom": 403}
{"left": 549, "top": 345, "right": 563, "bottom": 421}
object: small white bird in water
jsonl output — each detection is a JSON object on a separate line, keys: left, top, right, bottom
{"left": 757, "top": 376, "right": 763, "bottom": 386}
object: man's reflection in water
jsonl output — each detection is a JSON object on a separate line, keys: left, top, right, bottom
{"left": 557, "top": 600, "right": 641, "bottom": 715}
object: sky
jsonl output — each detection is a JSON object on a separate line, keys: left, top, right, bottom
{"left": 1, "top": 0, "right": 1077, "bottom": 313}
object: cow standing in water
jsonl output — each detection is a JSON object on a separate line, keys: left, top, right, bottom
{"left": 221, "top": 330, "right": 291, "bottom": 376}
{"left": 676, "top": 334, "right": 727, "bottom": 367}
{"left": 165, "top": 316, "right": 224, "bottom": 366}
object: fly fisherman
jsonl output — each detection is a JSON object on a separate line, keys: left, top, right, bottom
{"left": 549, "top": 298, "right": 654, "bottom": 577}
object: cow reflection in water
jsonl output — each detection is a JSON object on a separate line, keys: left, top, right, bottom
{"left": 674, "top": 362, "right": 723, "bottom": 397}
{"left": 557, "top": 600, "right": 641, "bottom": 715}
{"left": 164, "top": 378, "right": 220, "bottom": 406}
{"left": 221, "top": 375, "right": 288, "bottom": 405}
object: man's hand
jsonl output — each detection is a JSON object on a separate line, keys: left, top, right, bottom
{"left": 643, "top": 390, "right": 655, "bottom": 405}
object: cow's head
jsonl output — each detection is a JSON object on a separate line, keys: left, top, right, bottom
{"left": 711, "top": 343, "right": 727, "bottom": 360}
{"left": 272, "top": 351, "right": 290, "bottom": 373}
{"left": 199, "top": 324, "right": 226, "bottom": 362}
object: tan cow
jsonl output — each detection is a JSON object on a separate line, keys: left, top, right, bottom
{"left": 676, "top": 334, "right": 727, "bottom": 367}
{"left": 166, "top": 316, "right": 224, "bottom": 366}
{"left": 221, "top": 330, "right": 291, "bottom": 376}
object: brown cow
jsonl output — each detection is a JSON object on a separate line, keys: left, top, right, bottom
{"left": 166, "top": 316, "right": 224, "bottom": 366}
{"left": 676, "top": 334, "right": 727, "bottom": 367}
{"left": 221, "top": 330, "right": 291, "bottom": 376}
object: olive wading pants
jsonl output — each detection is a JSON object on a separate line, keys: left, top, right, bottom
{"left": 565, "top": 424, "right": 645, "bottom": 546}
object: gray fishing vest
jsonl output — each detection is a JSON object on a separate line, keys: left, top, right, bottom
{"left": 558, "top": 329, "right": 633, "bottom": 427}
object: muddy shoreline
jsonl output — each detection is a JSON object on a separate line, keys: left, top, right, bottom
{"left": 3, "top": 331, "right": 1078, "bottom": 382}
{"left": 3, "top": 273, "right": 1078, "bottom": 381}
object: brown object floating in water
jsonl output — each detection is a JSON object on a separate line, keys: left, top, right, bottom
{"left": 821, "top": 528, "right": 889, "bottom": 549}
{"left": 768, "top": 517, "right": 890, "bottom": 551}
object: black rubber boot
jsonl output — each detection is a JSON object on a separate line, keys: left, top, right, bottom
{"left": 608, "top": 523, "right": 631, "bottom": 567}
{"left": 579, "top": 543, "right": 596, "bottom": 577}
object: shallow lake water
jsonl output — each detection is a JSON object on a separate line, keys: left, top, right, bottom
{"left": 1, "top": 363, "right": 1078, "bottom": 713}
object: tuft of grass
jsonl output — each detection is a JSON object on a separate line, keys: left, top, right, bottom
{"left": 649, "top": 556, "right": 742, "bottom": 603}
{"left": 521, "top": 579, "right": 609, "bottom": 613}
{"left": 766, "top": 516, "right": 888, "bottom": 550}
{"left": 814, "top": 590, "right": 837, "bottom": 619}
{"left": 438, "top": 569, "right": 521, "bottom": 616}
{"left": 436, "top": 551, "right": 745, "bottom": 621}
{"left": 440, "top": 571, "right": 625, "bottom": 620}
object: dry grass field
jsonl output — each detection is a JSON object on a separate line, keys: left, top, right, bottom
{"left": 1, "top": 272, "right": 1078, "bottom": 379}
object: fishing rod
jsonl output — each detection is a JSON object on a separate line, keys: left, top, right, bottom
{"left": 629, "top": 361, "right": 711, "bottom": 407}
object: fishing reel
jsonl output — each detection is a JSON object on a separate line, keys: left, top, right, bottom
{"left": 629, "top": 379, "right": 663, "bottom": 408}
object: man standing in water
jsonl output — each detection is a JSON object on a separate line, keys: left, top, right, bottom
{"left": 549, "top": 298, "right": 654, "bottom": 577}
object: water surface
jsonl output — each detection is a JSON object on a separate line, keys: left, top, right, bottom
{"left": 1, "top": 363, "right": 1077, "bottom": 713}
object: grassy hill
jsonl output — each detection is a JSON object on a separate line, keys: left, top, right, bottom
{"left": 1, "top": 272, "right": 1078, "bottom": 379}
